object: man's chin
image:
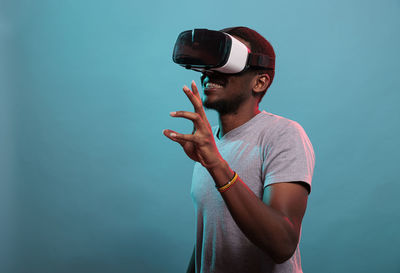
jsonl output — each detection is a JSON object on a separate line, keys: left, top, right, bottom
{"left": 202, "top": 98, "right": 219, "bottom": 111}
{"left": 203, "top": 98, "right": 238, "bottom": 115}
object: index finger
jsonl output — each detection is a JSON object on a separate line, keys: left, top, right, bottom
{"left": 183, "top": 85, "right": 207, "bottom": 118}
{"left": 191, "top": 80, "right": 207, "bottom": 118}
{"left": 191, "top": 80, "right": 201, "bottom": 100}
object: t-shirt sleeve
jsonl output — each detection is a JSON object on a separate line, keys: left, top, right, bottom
{"left": 261, "top": 120, "right": 315, "bottom": 193}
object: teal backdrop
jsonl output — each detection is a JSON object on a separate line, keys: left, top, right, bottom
{"left": 1, "top": 0, "right": 399, "bottom": 272}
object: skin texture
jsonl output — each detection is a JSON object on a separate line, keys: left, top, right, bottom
{"left": 163, "top": 37, "right": 309, "bottom": 268}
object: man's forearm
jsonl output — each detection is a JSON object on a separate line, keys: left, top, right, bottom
{"left": 207, "top": 159, "right": 298, "bottom": 264}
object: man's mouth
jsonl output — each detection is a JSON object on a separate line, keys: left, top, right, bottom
{"left": 205, "top": 82, "right": 224, "bottom": 90}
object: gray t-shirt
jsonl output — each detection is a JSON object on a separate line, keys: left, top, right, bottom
{"left": 190, "top": 110, "right": 315, "bottom": 273}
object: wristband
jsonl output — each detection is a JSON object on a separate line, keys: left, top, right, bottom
{"left": 216, "top": 171, "right": 238, "bottom": 193}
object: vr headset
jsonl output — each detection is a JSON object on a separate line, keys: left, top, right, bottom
{"left": 172, "top": 28, "right": 275, "bottom": 74}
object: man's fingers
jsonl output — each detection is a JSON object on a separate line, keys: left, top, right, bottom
{"left": 191, "top": 81, "right": 207, "bottom": 117}
{"left": 163, "top": 129, "right": 196, "bottom": 143}
{"left": 183, "top": 85, "right": 207, "bottom": 119}
{"left": 170, "top": 111, "right": 207, "bottom": 131}
{"left": 163, "top": 129, "right": 185, "bottom": 145}
{"left": 191, "top": 80, "right": 201, "bottom": 99}
{"left": 183, "top": 85, "right": 201, "bottom": 112}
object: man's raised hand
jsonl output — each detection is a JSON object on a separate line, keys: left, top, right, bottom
{"left": 163, "top": 81, "right": 223, "bottom": 169}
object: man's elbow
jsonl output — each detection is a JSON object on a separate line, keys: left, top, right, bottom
{"left": 270, "top": 246, "right": 297, "bottom": 264}
{"left": 271, "top": 227, "right": 300, "bottom": 264}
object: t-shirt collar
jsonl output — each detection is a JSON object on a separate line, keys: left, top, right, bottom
{"left": 215, "top": 110, "right": 267, "bottom": 141}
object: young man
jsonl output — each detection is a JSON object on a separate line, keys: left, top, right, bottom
{"left": 163, "top": 27, "right": 315, "bottom": 273}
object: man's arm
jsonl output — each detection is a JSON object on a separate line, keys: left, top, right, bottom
{"left": 186, "top": 246, "right": 195, "bottom": 273}
{"left": 208, "top": 159, "right": 309, "bottom": 264}
{"left": 163, "top": 82, "right": 310, "bottom": 264}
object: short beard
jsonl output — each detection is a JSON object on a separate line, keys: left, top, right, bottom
{"left": 203, "top": 91, "right": 249, "bottom": 115}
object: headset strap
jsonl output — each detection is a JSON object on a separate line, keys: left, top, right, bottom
{"left": 247, "top": 53, "right": 275, "bottom": 69}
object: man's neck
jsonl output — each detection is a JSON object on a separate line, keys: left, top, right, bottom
{"left": 217, "top": 106, "right": 261, "bottom": 139}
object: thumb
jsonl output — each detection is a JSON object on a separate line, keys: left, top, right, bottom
{"left": 163, "top": 129, "right": 187, "bottom": 147}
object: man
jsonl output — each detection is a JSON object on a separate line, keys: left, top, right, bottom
{"left": 163, "top": 26, "right": 315, "bottom": 273}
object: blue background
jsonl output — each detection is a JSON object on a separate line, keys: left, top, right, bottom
{"left": 1, "top": 0, "right": 399, "bottom": 272}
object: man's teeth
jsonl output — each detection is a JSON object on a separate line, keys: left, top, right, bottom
{"left": 206, "top": 82, "right": 223, "bottom": 89}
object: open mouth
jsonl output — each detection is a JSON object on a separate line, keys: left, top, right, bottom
{"left": 201, "top": 72, "right": 227, "bottom": 91}
{"left": 204, "top": 82, "right": 224, "bottom": 90}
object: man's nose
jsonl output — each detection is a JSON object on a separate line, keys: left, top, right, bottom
{"left": 202, "top": 70, "right": 212, "bottom": 78}
{"left": 202, "top": 70, "right": 214, "bottom": 77}
{"left": 201, "top": 71, "right": 213, "bottom": 84}
{"left": 202, "top": 70, "right": 225, "bottom": 81}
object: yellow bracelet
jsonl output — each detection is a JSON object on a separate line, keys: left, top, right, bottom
{"left": 216, "top": 171, "right": 238, "bottom": 193}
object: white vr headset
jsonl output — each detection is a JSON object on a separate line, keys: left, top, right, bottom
{"left": 172, "top": 28, "right": 274, "bottom": 74}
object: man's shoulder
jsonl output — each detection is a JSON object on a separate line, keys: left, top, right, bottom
{"left": 257, "top": 111, "right": 304, "bottom": 134}
{"left": 210, "top": 111, "right": 306, "bottom": 140}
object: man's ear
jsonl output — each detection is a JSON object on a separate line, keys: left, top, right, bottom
{"left": 252, "top": 73, "right": 271, "bottom": 94}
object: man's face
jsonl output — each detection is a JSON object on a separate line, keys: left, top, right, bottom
{"left": 200, "top": 69, "right": 255, "bottom": 115}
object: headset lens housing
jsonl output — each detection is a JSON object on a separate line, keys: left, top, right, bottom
{"left": 173, "top": 29, "right": 232, "bottom": 70}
